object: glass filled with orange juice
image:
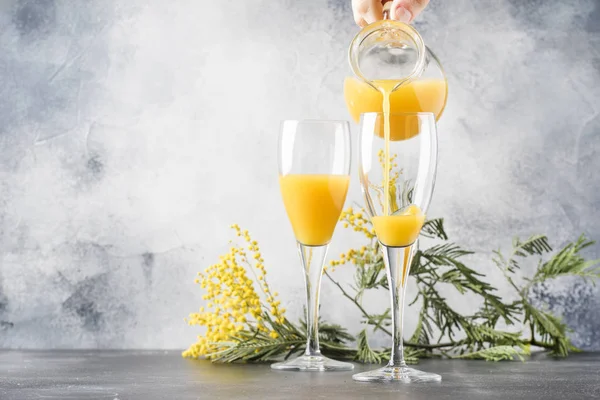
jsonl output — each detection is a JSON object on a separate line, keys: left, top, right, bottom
{"left": 273, "top": 120, "right": 353, "bottom": 372}
{"left": 353, "top": 112, "right": 439, "bottom": 383}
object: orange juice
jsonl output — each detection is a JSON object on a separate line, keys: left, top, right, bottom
{"left": 344, "top": 78, "right": 447, "bottom": 123}
{"left": 382, "top": 86, "right": 392, "bottom": 215}
{"left": 372, "top": 205, "right": 425, "bottom": 247}
{"left": 344, "top": 78, "right": 447, "bottom": 141}
{"left": 279, "top": 174, "right": 350, "bottom": 246}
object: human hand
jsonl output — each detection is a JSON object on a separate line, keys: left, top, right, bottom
{"left": 351, "top": 0, "right": 430, "bottom": 27}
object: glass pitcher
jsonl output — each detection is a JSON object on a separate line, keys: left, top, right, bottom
{"left": 344, "top": 14, "right": 448, "bottom": 127}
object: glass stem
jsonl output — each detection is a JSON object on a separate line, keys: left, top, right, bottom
{"left": 297, "top": 243, "right": 328, "bottom": 357}
{"left": 381, "top": 242, "right": 415, "bottom": 367}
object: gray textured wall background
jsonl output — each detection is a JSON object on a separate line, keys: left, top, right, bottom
{"left": 0, "top": 0, "right": 598, "bottom": 349}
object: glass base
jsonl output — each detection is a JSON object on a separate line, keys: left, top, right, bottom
{"left": 271, "top": 354, "right": 354, "bottom": 372}
{"left": 352, "top": 364, "right": 441, "bottom": 383}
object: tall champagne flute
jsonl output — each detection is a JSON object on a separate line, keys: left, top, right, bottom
{"left": 353, "top": 112, "right": 440, "bottom": 382}
{"left": 272, "top": 120, "right": 354, "bottom": 372}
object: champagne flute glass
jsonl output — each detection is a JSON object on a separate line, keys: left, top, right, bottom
{"left": 353, "top": 112, "right": 440, "bottom": 383}
{"left": 272, "top": 120, "right": 354, "bottom": 372}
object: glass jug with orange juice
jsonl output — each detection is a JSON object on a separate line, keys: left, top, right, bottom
{"left": 344, "top": 13, "right": 447, "bottom": 139}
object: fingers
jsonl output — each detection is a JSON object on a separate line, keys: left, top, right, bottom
{"left": 351, "top": 0, "right": 387, "bottom": 27}
{"left": 389, "top": 0, "right": 430, "bottom": 23}
{"left": 351, "top": 0, "right": 429, "bottom": 27}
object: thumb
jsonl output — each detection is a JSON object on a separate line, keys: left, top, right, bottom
{"left": 389, "top": 0, "right": 429, "bottom": 23}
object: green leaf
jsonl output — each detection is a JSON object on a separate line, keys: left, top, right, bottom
{"left": 514, "top": 235, "right": 552, "bottom": 258}
{"left": 365, "top": 309, "right": 392, "bottom": 333}
{"left": 469, "top": 324, "right": 523, "bottom": 346}
{"left": 523, "top": 303, "right": 574, "bottom": 357}
{"left": 421, "top": 218, "right": 448, "bottom": 240}
{"left": 318, "top": 321, "right": 355, "bottom": 344}
{"left": 421, "top": 243, "right": 474, "bottom": 265}
{"left": 525, "top": 305, "right": 564, "bottom": 338}
{"left": 455, "top": 346, "right": 526, "bottom": 362}
{"left": 355, "top": 329, "right": 383, "bottom": 364}
{"left": 298, "top": 316, "right": 355, "bottom": 345}
{"left": 494, "top": 235, "right": 553, "bottom": 274}
{"left": 208, "top": 330, "right": 305, "bottom": 363}
{"left": 409, "top": 309, "right": 431, "bottom": 345}
{"left": 534, "top": 235, "right": 600, "bottom": 282}
{"left": 354, "top": 258, "right": 386, "bottom": 290}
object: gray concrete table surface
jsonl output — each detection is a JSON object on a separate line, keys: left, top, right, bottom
{"left": 1, "top": 351, "right": 600, "bottom": 399}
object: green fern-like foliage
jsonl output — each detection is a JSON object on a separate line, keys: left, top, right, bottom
{"left": 324, "top": 215, "right": 600, "bottom": 363}
{"left": 456, "top": 345, "right": 527, "bottom": 362}
{"left": 187, "top": 214, "right": 600, "bottom": 364}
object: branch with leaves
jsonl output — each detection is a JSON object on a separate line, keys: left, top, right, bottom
{"left": 183, "top": 211, "right": 600, "bottom": 363}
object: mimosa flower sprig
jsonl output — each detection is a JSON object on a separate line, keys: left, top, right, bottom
{"left": 182, "top": 224, "right": 353, "bottom": 362}
{"left": 183, "top": 215, "right": 600, "bottom": 363}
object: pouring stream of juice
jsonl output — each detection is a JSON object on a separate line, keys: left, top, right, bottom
{"left": 379, "top": 80, "right": 419, "bottom": 286}
{"left": 381, "top": 86, "right": 392, "bottom": 216}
